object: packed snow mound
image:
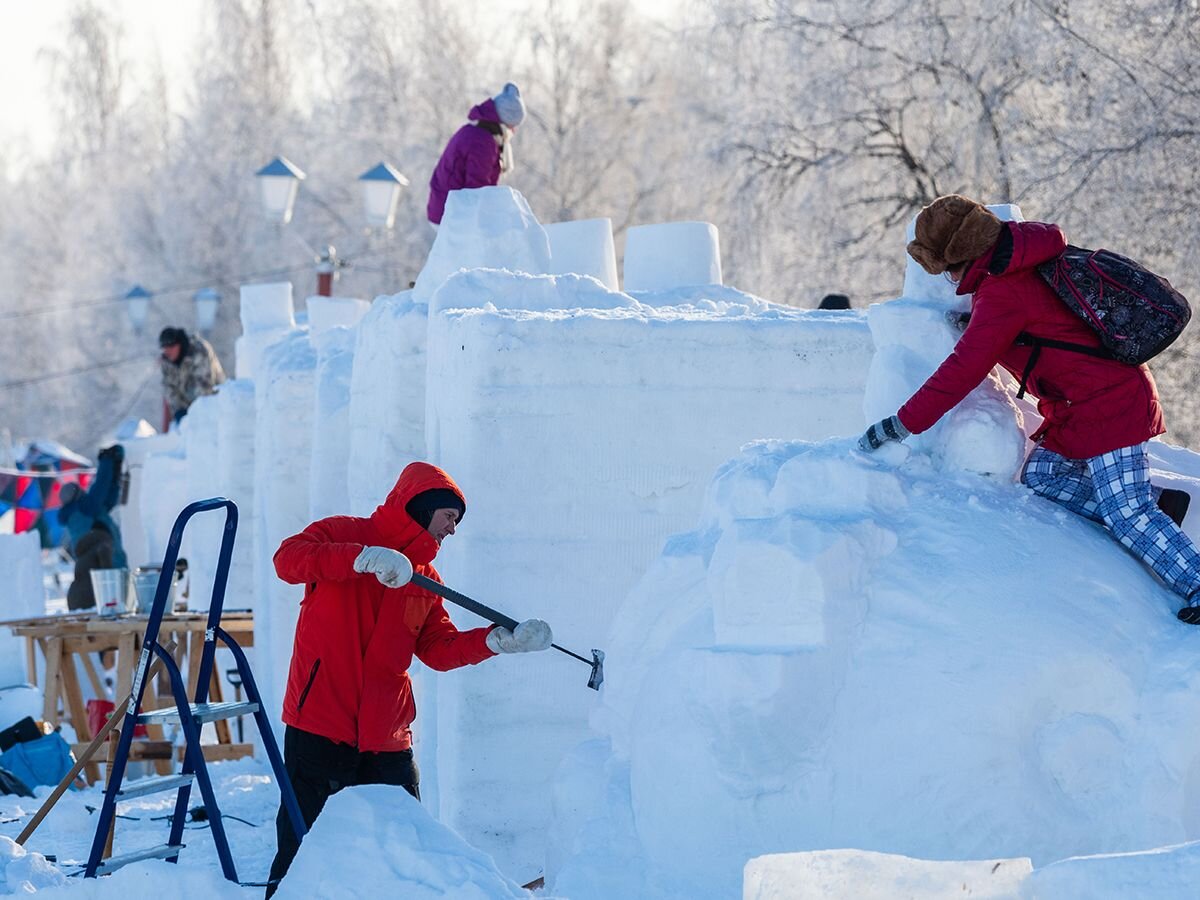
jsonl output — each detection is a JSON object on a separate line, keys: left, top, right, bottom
{"left": 548, "top": 437, "right": 1200, "bottom": 899}
{"left": 275, "top": 785, "right": 528, "bottom": 899}
{"left": 0, "top": 836, "right": 64, "bottom": 894}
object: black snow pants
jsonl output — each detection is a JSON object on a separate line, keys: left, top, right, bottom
{"left": 264, "top": 725, "right": 419, "bottom": 898}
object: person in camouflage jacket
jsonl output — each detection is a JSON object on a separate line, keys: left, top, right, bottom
{"left": 159, "top": 326, "right": 226, "bottom": 422}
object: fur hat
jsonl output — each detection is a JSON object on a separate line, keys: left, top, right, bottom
{"left": 493, "top": 83, "right": 526, "bottom": 128}
{"left": 405, "top": 488, "right": 466, "bottom": 530}
{"left": 907, "top": 195, "right": 1003, "bottom": 275}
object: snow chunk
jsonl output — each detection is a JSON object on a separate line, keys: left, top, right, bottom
{"left": 0, "top": 835, "right": 66, "bottom": 893}
{"left": 275, "top": 785, "right": 526, "bottom": 899}
{"left": 623, "top": 221, "right": 722, "bottom": 291}
{"left": 414, "top": 186, "right": 550, "bottom": 304}
{"left": 0, "top": 532, "right": 43, "bottom": 683}
{"left": 545, "top": 218, "right": 619, "bottom": 290}
{"left": 744, "top": 849, "right": 1031, "bottom": 899}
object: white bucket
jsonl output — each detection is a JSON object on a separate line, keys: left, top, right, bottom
{"left": 90, "top": 568, "right": 130, "bottom": 616}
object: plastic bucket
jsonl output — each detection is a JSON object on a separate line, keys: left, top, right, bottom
{"left": 90, "top": 568, "right": 130, "bottom": 616}
{"left": 131, "top": 567, "right": 164, "bottom": 615}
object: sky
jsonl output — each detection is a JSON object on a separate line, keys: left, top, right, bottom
{"left": 0, "top": 0, "right": 688, "bottom": 177}
{"left": 0, "top": 0, "right": 206, "bottom": 172}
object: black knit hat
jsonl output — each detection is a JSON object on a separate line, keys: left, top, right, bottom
{"left": 405, "top": 488, "right": 466, "bottom": 529}
{"left": 159, "top": 326, "right": 188, "bottom": 348}
{"left": 818, "top": 293, "right": 851, "bottom": 310}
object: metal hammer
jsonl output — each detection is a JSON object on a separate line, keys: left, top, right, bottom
{"left": 410, "top": 573, "right": 605, "bottom": 690}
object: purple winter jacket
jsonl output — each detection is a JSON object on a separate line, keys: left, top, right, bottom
{"left": 426, "top": 98, "right": 504, "bottom": 224}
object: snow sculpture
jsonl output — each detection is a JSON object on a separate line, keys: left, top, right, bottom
{"left": 623, "top": 221, "right": 722, "bottom": 291}
{"left": 215, "top": 379, "right": 257, "bottom": 611}
{"left": 182, "top": 394, "right": 222, "bottom": 610}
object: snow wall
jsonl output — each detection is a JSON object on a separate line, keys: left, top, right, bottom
{"left": 423, "top": 266, "right": 872, "bottom": 878}
{"left": 545, "top": 204, "right": 1200, "bottom": 899}
{"left": 0, "top": 532, "right": 44, "bottom": 685}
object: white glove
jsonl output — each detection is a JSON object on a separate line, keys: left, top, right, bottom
{"left": 486, "top": 619, "right": 553, "bottom": 654}
{"left": 353, "top": 546, "right": 413, "bottom": 589}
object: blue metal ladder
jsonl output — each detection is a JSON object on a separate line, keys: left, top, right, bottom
{"left": 84, "top": 498, "right": 306, "bottom": 881}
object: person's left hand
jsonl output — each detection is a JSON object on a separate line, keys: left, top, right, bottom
{"left": 858, "top": 415, "right": 910, "bottom": 452}
{"left": 486, "top": 619, "right": 553, "bottom": 654}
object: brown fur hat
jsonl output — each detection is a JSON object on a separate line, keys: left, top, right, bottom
{"left": 907, "top": 195, "right": 1004, "bottom": 275}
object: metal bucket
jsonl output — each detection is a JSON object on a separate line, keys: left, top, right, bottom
{"left": 131, "top": 566, "right": 164, "bottom": 615}
{"left": 90, "top": 568, "right": 130, "bottom": 616}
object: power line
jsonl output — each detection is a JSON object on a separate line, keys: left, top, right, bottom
{"left": 0, "top": 355, "right": 153, "bottom": 391}
{"left": 0, "top": 264, "right": 315, "bottom": 323}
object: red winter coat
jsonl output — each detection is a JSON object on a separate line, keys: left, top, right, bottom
{"left": 897, "top": 221, "right": 1164, "bottom": 460}
{"left": 426, "top": 98, "right": 504, "bottom": 224}
{"left": 275, "top": 462, "right": 495, "bottom": 751}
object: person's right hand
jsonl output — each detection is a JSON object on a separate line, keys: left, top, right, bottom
{"left": 353, "top": 546, "right": 413, "bottom": 588}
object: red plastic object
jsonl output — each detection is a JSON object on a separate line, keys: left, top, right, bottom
{"left": 86, "top": 698, "right": 148, "bottom": 738}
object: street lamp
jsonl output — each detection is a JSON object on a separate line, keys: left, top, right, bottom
{"left": 255, "top": 156, "right": 306, "bottom": 225}
{"left": 124, "top": 285, "right": 152, "bottom": 333}
{"left": 358, "top": 162, "right": 409, "bottom": 230}
{"left": 193, "top": 287, "right": 221, "bottom": 333}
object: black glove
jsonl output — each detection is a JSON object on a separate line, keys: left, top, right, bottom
{"left": 945, "top": 310, "right": 971, "bottom": 332}
{"left": 858, "top": 415, "right": 910, "bottom": 452}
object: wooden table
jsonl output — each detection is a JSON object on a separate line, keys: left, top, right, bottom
{"left": 2, "top": 611, "right": 255, "bottom": 783}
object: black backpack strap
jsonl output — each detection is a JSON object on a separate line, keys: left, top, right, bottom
{"left": 1011, "top": 333, "right": 1115, "bottom": 399}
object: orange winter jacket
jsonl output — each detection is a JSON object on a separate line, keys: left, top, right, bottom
{"left": 275, "top": 462, "right": 494, "bottom": 751}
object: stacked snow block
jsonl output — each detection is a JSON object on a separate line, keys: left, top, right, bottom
{"left": 544, "top": 218, "right": 619, "bottom": 290}
{"left": 423, "top": 268, "right": 873, "bottom": 879}
{"left": 308, "top": 297, "right": 370, "bottom": 521}
{"left": 215, "top": 379, "right": 257, "bottom": 611}
{"left": 346, "top": 291, "right": 430, "bottom": 518}
{"left": 182, "top": 394, "right": 223, "bottom": 611}
{"left": 235, "top": 281, "right": 296, "bottom": 380}
{"left": 253, "top": 330, "right": 317, "bottom": 740}
{"left": 0, "top": 532, "right": 45, "bottom": 684}
{"left": 623, "top": 221, "right": 722, "bottom": 292}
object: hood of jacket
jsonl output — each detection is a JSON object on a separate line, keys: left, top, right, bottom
{"left": 369, "top": 462, "right": 467, "bottom": 566}
{"left": 467, "top": 98, "right": 502, "bottom": 125}
{"left": 958, "top": 220, "right": 1067, "bottom": 295}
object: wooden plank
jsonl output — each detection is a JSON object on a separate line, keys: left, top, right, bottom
{"left": 210, "top": 669, "right": 231, "bottom": 744}
{"left": 175, "top": 743, "right": 254, "bottom": 763}
{"left": 114, "top": 633, "right": 137, "bottom": 704}
{"left": 24, "top": 636, "right": 36, "bottom": 685}
{"left": 41, "top": 638, "right": 62, "bottom": 725}
{"left": 79, "top": 651, "right": 105, "bottom": 698}
{"left": 59, "top": 652, "right": 100, "bottom": 783}
{"left": 186, "top": 630, "right": 204, "bottom": 699}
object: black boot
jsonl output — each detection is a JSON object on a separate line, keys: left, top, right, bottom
{"left": 1158, "top": 488, "right": 1191, "bottom": 527}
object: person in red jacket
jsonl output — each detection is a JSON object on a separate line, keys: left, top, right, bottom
{"left": 264, "top": 461, "right": 552, "bottom": 896}
{"left": 858, "top": 194, "right": 1200, "bottom": 622}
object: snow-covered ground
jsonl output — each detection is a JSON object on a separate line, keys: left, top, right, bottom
{"left": 4, "top": 187, "right": 1200, "bottom": 898}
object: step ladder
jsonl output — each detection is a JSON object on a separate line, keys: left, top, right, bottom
{"left": 84, "top": 498, "right": 306, "bottom": 881}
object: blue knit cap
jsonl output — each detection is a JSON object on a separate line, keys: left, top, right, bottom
{"left": 493, "top": 83, "right": 526, "bottom": 127}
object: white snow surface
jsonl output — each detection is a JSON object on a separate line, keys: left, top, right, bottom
{"left": 277, "top": 786, "right": 528, "bottom": 899}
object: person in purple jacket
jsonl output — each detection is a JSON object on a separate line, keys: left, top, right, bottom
{"left": 427, "top": 83, "right": 527, "bottom": 225}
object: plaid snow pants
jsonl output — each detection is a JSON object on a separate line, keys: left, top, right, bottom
{"left": 1021, "top": 443, "right": 1200, "bottom": 602}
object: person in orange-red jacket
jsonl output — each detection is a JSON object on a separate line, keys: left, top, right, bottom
{"left": 857, "top": 195, "right": 1200, "bottom": 623}
{"left": 265, "top": 461, "right": 552, "bottom": 897}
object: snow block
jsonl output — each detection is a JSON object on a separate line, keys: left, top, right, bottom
{"left": 413, "top": 185, "right": 550, "bottom": 305}
{"left": 424, "top": 270, "right": 873, "bottom": 878}
{"left": 0, "top": 532, "right": 44, "bottom": 684}
{"left": 253, "top": 329, "right": 317, "bottom": 738}
{"left": 744, "top": 849, "right": 1032, "bottom": 899}
{"left": 306, "top": 295, "right": 370, "bottom": 337}
{"left": 182, "top": 393, "right": 223, "bottom": 610}
{"left": 138, "top": 446, "right": 189, "bottom": 566}
{"left": 545, "top": 218, "right": 620, "bottom": 290}
{"left": 347, "top": 291, "right": 428, "bottom": 518}
{"left": 236, "top": 282, "right": 296, "bottom": 379}
{"left": 215, "top": 379, "right": 257, "bottom": 611}
{"left": 310, "top": 325, "right": 357, "bottom": 520}
{"left": 275, "top": 785, "right": 526, "bottom": 900}
{"left": 623, "top": 221, "right": 722, "bottom": 292}
{"left": 117, "top": 431, "right": 181, "bottom": 568}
